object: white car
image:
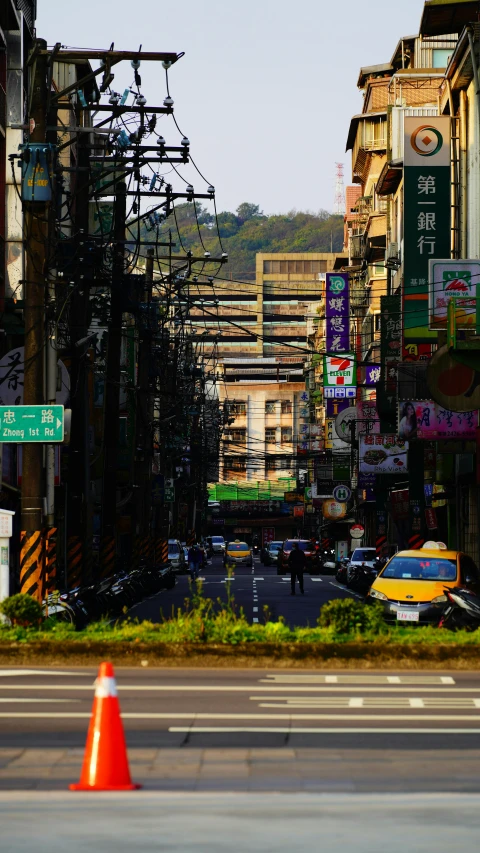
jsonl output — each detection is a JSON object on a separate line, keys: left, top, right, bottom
{"left": 347, "top": 547, "right": 377, "bottom": 581}
{"left": 207, "top": 535, "right": 225, "bottom": 555}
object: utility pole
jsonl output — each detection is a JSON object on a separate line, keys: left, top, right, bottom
{"left": 133, "top": 249, "right": 154, "bottom": 564}
{"left": 100, "top": 181, "right": 126, "bottom": 577}
{"left": 66, "top": 129, "right": 92, "bottom": 587}
{"left": 20, "top": 39, "right": 48, "bottom": 601}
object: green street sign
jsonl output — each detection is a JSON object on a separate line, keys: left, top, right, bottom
{"left": 164, "top": 486, "right": 175, "bottom": 502}
{"left": 0, "top": 405, "right": 64, "bottom": 443}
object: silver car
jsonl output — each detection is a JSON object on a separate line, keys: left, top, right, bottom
{"left": 168, "top": 539, "right": 186, "bottom": 573}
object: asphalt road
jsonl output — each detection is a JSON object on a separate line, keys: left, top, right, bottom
{"left": 129, "top": 554, "right": 355, "bottom": 627}
{"left": 2, "top": 792, "right": 480, "bottom": 853}
{"left": 2, "top": 666, "right": 480, "bottom": 793}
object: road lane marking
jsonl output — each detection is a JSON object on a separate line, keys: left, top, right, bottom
{"left": 329, "top": 581, "right": 361, "bottom": 598}
{"left": 0, "top": 670, "right": 85, "bottom": 677}
{"left": 169, "top": 727, "right": 480, "bottom": 735}
{"left": 253, "top": 618, "right": 259, "bottom": 623}
{"left": 262, "top": 675, "right": 456, "bottom": 684}
{"left": 253, "top": 608, "right": 258, "bottom": 612}
{"left": 0, "top": 698, "right": 79, "bottom": 704}
{"left": 311, "top": 578, "right": 322, "bottom": 582}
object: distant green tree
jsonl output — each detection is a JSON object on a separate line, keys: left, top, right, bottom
{"left": 138, "top": 203, "right": 344, "bottom": 279}
{"left": 236, "top": 202, "right": 264, "bottom": 222}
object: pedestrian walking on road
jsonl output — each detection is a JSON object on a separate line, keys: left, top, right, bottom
{"left": 288, "top": 542, "right": 306, "bottom": 595}
{"left": 188, "top": 545, "right": 202, "bottom": 582}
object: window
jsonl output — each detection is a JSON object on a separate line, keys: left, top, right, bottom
{"left": 281, "top": 400, "right": 292, "bottom": 414}
{"left": 265, "top": 401, "right": 276, "bottom": 414}
{"left": 382, "top": 557, "right": 457, "bottom": 581}
{"left": 266, "top": 456, "right": 292, "bottom": 471}
{"left": 281, "top": 427, "right": 292, "bottom": 443}
{"left": 224, "top": 457, "right": 247, "bottom": 472}
{"left": 230, "top": 402, "right": 246, "bottom": 415}
{"left": 225, "top": 429, "right": 246, "bottom": 444}
{"left": 265, "top": 428, "right": 277, "bottom": 443}
{"left": 263, "top": 260, "right": 328, "bottom": 275}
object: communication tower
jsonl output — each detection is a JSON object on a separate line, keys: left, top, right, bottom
{"left": 334, "top": 162, "right": 345, "bottom": 215}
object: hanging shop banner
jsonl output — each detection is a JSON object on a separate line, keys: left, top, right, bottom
{"left": 359, "top": 435, "right": 409, "bottom": 474}
{"left": 365, "top": 365, "right": 381, "bottom": 386}
{"left": 326, "top": 417, "right": 350, "bottom": 449}
{"left": 326, "top": 399, "right": 350, "bottom": 418}
{"left": 326, "top": 273, "right": 350, "bottom": 352}
{"left": 323, "top": 354, "right": 356, "bottom": 399}
{"left": 397, "top": 400, "right": 477, "bottom": 441}
{"left": 357, "top": 400, "right": 380, "bottom": 436}
{"left": 377, "top": 296, "right": 401, "bottom": 427}
{"left": 322, "top": 499, "right": 347, "bottom": 520}
{"left": 0, "top": 347, "right": 70, "bottom": 406}
{"left": 427, "top": 344, "right": 480, "bottom": 413}
{"left": 358, "top": 472, "right": 375, "bottom": 502}
{"left": 334, "top": 406, "right": 357, "bottom": 443}
{"left": 428, "top": 259, "right": 480, "bottom": 329}
{"left": 403, "top": 116, "right": 451, "bottom": 342}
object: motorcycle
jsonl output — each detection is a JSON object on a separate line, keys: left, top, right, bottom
{"left": 347, "top": 563, "right": 378, "bottom": 595}
{"left": 335, "top": 559, "right": 349, "bottom": 585}
{"left": 441, "top": 587, "right": 480, "bottom": 631}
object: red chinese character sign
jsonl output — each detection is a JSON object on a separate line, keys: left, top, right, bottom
{"left": 326, "top": 274, "right": 350, "bottom": 352}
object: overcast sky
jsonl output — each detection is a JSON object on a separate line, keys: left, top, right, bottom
{"left": 37, "top": 0, "right": 425, "bottom": 215}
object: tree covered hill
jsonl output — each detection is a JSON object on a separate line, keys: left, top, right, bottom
{"left": 141, "top": 203, "right": 344, "bottom": 279}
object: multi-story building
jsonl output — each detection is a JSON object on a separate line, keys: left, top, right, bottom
{"left": 188, "top": 252, "right": 347, "bottom": 361}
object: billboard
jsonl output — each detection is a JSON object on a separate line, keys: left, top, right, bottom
{"left": 428, "top": 259, "right": 480, "bottom": 329}
{"left": 397, "top": 400, "right": 477, "bottom": 440}
{"left": 403, "top": 116, "right": 451, "bottom": 342}
{"left": 359, "top": 435, "right": 409, "bottom": 474}
{"left": 326, "top": 273, "right": 350, "bottom": 352}
{"left": 323, "top": 354, "right": 356, "bottom": 400}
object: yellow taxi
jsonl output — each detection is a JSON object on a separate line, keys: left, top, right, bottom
{"left": 366, "top": 542, "right": 480, "bottom": 625}
{"left": 224, "top": 540, "right": 253, "bottom": 568}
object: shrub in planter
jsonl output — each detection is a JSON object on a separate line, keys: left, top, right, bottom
{"left": 0, "top": 593, "right": 43, "bottom": 628}
{"left": 318, "top": 598, "right": 386, "bottom": 635}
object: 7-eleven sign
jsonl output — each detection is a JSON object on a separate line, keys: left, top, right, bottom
{"left": 323, "top": 354, "right": 356, "bottom": 387}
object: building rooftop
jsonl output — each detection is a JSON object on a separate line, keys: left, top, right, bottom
{"left": 419, "top": 0, "right": 479, "bottom": 36}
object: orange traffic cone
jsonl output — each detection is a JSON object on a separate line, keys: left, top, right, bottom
{"left": 70, "top": 661, "right": 141, "bottom": 791}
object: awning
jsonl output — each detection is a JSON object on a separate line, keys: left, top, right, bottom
{"left": 376, "top": 160, "right": 403, "bottom": 196}
{"left": 420, "top": 0, "right": 479, "bottom": 36}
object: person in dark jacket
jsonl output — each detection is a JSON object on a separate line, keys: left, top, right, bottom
{"left": 288, "top": 542, "right": 306, "bottom": 595}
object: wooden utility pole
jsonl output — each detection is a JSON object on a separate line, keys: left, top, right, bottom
{"left": 133, "top": 249, "right": 154, "bottom": 564}
{"left": 100, "top": 182, "right": 126, "bottom": 577}
{"left": 20, "top": 39, "right": 48, "bottom": 601}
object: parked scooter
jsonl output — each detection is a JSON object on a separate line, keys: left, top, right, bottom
{"left": 335, "top": 558, "right": 349, "bottom": 585}
{"left": 441, "top": 588, "right": 480, "bottom": 631}
{"left": 347, "top": 563, "right": 378, "bottom": 595}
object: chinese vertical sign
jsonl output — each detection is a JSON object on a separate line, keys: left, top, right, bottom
{"left": 326, "top": 273, "right": 350, "bottom": 352}
{"left": 377, "top": 295, "right": 401, "bottom": 430}
{"left": 403, "top": 116, "right": 451, "bottom": 342}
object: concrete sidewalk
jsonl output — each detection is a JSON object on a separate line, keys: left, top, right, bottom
{"left": 1, "top": 791, "right": 480, "bottom": 852}
{"left": 1, "top": 747, "right": 480, "bottom": 792}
